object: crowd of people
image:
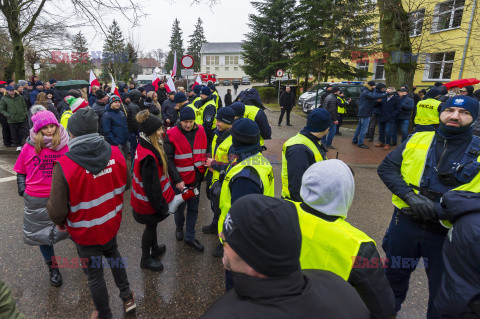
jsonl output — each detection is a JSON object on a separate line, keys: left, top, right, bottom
{"left": 1, "top": 74, "right": 480, "bottom": 319}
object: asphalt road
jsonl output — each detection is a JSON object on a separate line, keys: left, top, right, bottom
{"left": 0, "top": 88, "right": 429, "bottom": 318}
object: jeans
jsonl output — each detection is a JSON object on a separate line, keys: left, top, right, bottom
{"left": 336, "top": 114, "right": 344, "bottom": 132}
{"left": 395, "top": 119, "right": 410, "bottom": 144}
{"left": 383, "top": 211, "right": 446, "bottom": 319}
{"left": 321, "top": 123, "right": 337, "bottom": 146}
{"left": 75, "top": 237, "right": 132, "bottom": 319}
{"left": 174, "top": 194, "right": 200, "bottom": 242}
{"left": 378, "top": 121, "right": 395, "bottom": 145}
{"left": 39, "top": 245, "right": 55, "bottom": 263}
{"left": 9, "top": 121, "right": 27, "bottom": 146}
{"left": 278, "top": 106, "right": 292, "bottom": 125}
{"left": 353, "top": 117, "right": 370, "bottom": 145}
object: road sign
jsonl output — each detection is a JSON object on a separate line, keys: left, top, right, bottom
{"left": 181, "top": 55, "right": 194, "bottom": 69}
{"left": 181, "top": 69, "right": 194, "bottom": 77}
{"left": 276, "top": 69, "right": 284, "bottom": 77}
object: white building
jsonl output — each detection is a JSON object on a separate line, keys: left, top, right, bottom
{"left": 200, "top": 42, "right": 246, "bottom": 80}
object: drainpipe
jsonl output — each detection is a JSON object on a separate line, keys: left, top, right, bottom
{"left": 458, "top": 0, "right": 477, "bottom": 78}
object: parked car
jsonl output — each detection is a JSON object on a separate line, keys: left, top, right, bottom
{"left": 232, "top": 79, "right": 241, "bottom": 85}
{"left": 241, "top": 76, "right": 250, "bottom": 85}
{"left": 302, "top": 82, "right": 364, "bottom": 117}
{"left": 222, "top": 79, "right": 231, "bottom": 86}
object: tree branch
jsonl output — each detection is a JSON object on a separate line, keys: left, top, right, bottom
{"left": 20, "top": 0, "right": 47, "bottom": 37}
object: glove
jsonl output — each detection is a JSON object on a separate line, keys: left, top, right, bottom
{"left": 403, "top": 191, "right": 437, "bottom": 221}
{"left": 168, "top": 187, "right": 199, "bottom": 214}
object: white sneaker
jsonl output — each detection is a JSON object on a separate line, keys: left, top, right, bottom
{"left": 16, "top": 146, "right": 21, "bottom": 151}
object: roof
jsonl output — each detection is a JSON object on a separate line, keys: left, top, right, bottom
{"left": 200, "top": 42, "right": 244, "bottom": 54}
{"left": 137, "top": 58, "right": 160, "bottom": 68}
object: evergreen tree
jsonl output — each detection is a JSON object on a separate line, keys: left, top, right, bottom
{"left": 242, "top": 0, "right": 296, "bottom": 83}
{"left": 102, "top": 20, "right": 127, "bottom": 81}
{"left": 71, "top": 31, "right": 92, "bottom": 80}
{"left": 187, "top": 18, "right": 207, "bottom": 72}
{"left": 290, "top": 0, "right": 377, "bottom": 84}
{"left": 165, "top": 19, "right": 184, "bottom": 77}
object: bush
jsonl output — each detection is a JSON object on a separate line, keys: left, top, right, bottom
{"left": 253, "top": 86, "right": 277, "bottom": 103}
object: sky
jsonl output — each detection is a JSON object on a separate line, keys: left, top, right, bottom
{"left": 83, "top": 0, "right": 255, "bottom": 55}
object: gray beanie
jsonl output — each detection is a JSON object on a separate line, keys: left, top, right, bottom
{"left": 300, "top": 160, "right": 354, "bottom": 218}
{"left": 67, "top": 107, "right": 98, "bottom": 136}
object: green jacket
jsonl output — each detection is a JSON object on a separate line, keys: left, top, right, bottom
{"left": 0, "top": 92, "right": 28, "bottom": 123}
{"left": 0, "top": 281, "right": 24, "bottom": 319}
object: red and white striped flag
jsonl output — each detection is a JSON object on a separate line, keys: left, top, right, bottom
{"left": 193, "top": 74, "right": 202, "bottom": 87}
{"left": 110, "top": 75, "right": 121, "bottom": 98}
{"left": 152, "top": 70, "right": 161, "bottom": 91}
{"left": 89, "top": 70, "right": 100, "bottom": 93}
{"left": 165, "top": 77, "right": 176, "bottom": 93}
{"left": 171, "top": 51, "right": 177, "bottom": 78}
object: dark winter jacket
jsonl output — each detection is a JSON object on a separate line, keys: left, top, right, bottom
{"left": 379, "top": 94, "right": 401, "bottom": 123}
{"left": 197, "top": 95, "right": 217, "bottom": 144}
{"left": 144, "top": 100, "right": 161, "bottom": 118}
{"left": 163, "top": 123, "right": 204, "bottom": 186}
{"left": 126, "top": 90, "right": 142, "bottom": 133}
{"left": 92, "top": 101, "right": 107, "bottom": 135}
{"left": 101, "top": 107, "right": 129, "bottom": 146}
{"left": 434, "top": 191, "right": 480, "bottom": 318}
{"left": 88, "top": 92, "right": 97, "bottom": 107}
{"left": 323, "top": 93, "right": 339, "bottom": 121}
{"left": 161, "top": 98, "right": 177, "bottom": 124}
{"left": 29, "top": 89, "right": 43, "bottom": 106}
{"left": 284, "top": 128, "right": 327, "bottom": 202}
{"left": 46, "top": 101, "right": 60, "bottom": 120}
{"left": 52, "top": 88, "right": 62, "bottom": 103}
{"left": 279, "top": 91, "right": 295, "bottom": 108}
{"left": 0, "top": 92, "right": 28, "bottom": 123}
{"left": 156, "top": 87, "right": 168, "bottom": 106}
{"left": 299, "top": 202, "right": 396, "bottom": 318}
{"left": 397, "top": 95, "right": 415, "bottom": 120}
{"left": 252, "top": 109, "right": 272, "bottom": 141}
{"left": 242, "top": 88, "right": 265, "bottom": 110}
{"left": 202, "top": 269, "right": 370, "bottom": 319}
{"left": 21, "top": 90, "right": 31, "bottom": 109}
{"left": 318, "top": 90, "right": 330, "bottom": 107}
{"left": 224, "top": 93, "right": 233, "bottom": 106}
{"left": 358, "top": 85, "right": 388, "bottom": 117}
{"left": 229, "top": 151, "right": 264, "bottom": 205}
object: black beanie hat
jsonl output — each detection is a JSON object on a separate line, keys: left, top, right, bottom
{"left": 306, "top": 108, "right": 332, "bottom": 133}
{"left": 223, "top": 194, "right": 302, "bottom": 277}
{"left": 426, "top": 87, "right": 440, "bottom": 98}
{"left": 231, "top": 118, "right": 260, "bottom": 146}
{"left": 367, "top": 80, "right": 376, "bottom": 87}
{"left": 180, "top": 106, "right": 196, "bottom": 121}
{"left": 139, "top": 114, "right": 163, "bottom": 136}
{"left": 331, "top": 86, "right": 340, "bottom": 94}
{"left": 67, "top": 107, "right": 98, "bottom": 136}
{"left": 216, "top": 107, "right": 235, "bottom": 124}
{"left": 229, "top": 102, "right": 245, "bottom": 117}
{"left": 96, "top": 90, "right": 107, "bottom": 99}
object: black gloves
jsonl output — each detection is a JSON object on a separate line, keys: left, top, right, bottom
{"left": 16, "top": 174, "right": 26, "bottom": 197}
{"left": 403, "top": 191, "right": 437, "bottom": 221}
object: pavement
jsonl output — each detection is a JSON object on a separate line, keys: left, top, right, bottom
{"left": 0, "top": 85, "right": 428, "bottom": 318}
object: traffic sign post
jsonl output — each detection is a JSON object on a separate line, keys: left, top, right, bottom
{"left": 276, "top": 70, "right": 284, "bottom": 105}
{"left": 181, "top": 55, "right": 194, "bottom": 69}
{"left": 181, "top": 69, "right": 194, "bottom": 77}
{"left": 276, "top": 69, "right": 284, "bottom": 78}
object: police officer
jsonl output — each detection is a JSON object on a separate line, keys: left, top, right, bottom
{"left": 164, "top": 107, "right": 208, "bottom": 252}
{"left": 414, "top": 86, "right": 441, "bottom": 132}
{"left": 378, "top": 95, "right": 480, "bottom": 318}
{"left": 228, "top": 102, "right": 245, "bottom": 120}
{"left": 336, "top": 90, "right": 349, "bottom": 136}
{"left": 194, "top": 86, "right": 217, "bottom": 146}
{"left": 188, "top": 85, "right": 202, "bottom": 108}
{"left": 281, "top": 108, "right": 329, "bottom": 201}
{"left": 174, "top": 92, "right": 193, "bottom": 118}
{"left": 209, "top": 84, "right": 223, "bottom": 110}
{"left": 218, "top": 118, "right": 275, "bottom": 289}
{"left": 241, "top": 89, "right": 272, "bottom": 149}
{"left": 296, "top": 160, "right": 396, "bottom": 318}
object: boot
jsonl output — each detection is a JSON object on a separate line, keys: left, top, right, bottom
{"left": 46, "top": 260, "right": 63, "bottom": 287}
{"left": 202, "top": 223, "right": 217, "bottom": 234}
{"left": 151, "top": 244, "right": 166, "bottom": 259}
{"left": 140, "top": 253, "right": 164, "bottom": 272}
{"left": 212, "top": 243, "right": 224, "bottom": 258}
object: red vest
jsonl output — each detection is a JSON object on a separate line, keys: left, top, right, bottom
{"left": 131, "top": 144, "right": 175, "bottom": 214}
{"left": 57, "top": 146, "right": 127, "bottom": 246}
{"left": 166, "top": 125, "right": 207, "bottom": 184}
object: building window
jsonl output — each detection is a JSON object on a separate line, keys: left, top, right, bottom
{"left": 234, "top": 67, "right": 238, "bottom": 71}
{"left": 356, "top": 61, "right": 369, "bottom": 80}
{"left": 215, "top": 67, "right": 219, "bottom": 71}
{"left": 410, "top": 9, "right": 425, "bottom": 36}
{"left": 373, "top": 61, "right": 385, "bottom": 80}
{"left": 206, "top": 67, "right": 210, "bottom": 72}
{"left": 359, "top": 25, "right": 374, "bottom": 47}
{"left": 206, "top": 56, "right": 220, "bottom": 65}
{"left": 225, "top": 56, "right": 239, "bottom": 65}
{"left": 424, "top": 52, "right": 455, "bottom": 81}
{"left": 225, "top": 67, "right": 229, "bottom": 71}
{"left": 432, "top": 0, "right": 464, "bottom": 32}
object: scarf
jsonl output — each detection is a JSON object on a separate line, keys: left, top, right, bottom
{"left": 29, "top": 125, "right": 69, "bottom": 151}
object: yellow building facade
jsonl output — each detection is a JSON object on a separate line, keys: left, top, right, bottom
{"left": 333, "top": 0, "right": 480, "bottom": 88}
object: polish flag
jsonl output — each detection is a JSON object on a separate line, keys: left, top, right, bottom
{"left": 89, "top": 70, "right": 100, "bottom": 92}
{"left": 165, "top": 77, "right": 176, "bottom": 93}
{"left": 110, "top": 75, "right": 121, "bottom": 98}
{"left": 193, "top": 74, "right": 202, "bottom": 88}
{"left": 171, "top": 51, "right": 177, "bottom": 78}
{"left": 152, "top": 70, "right": 161, "bottom": 91}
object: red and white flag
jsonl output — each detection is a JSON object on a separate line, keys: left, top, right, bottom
{"left": 89, "top": 70, "right": 100, "bottom": 92}
{"left": 193, "top": 74, "right": 202, "bottom": 87}
{"left": 165, "top": 77, "right": 176, "bottom": 93}
{"left": 110, "top": 75, "right": 121, "bottom": 98}
{"left": 171, "top": 51, "right": 177, "bottom": 78}
{"left": 152, "top": 70, "right": 161, "bottom": 91}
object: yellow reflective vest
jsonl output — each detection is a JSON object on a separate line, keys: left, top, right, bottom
{"left": 337, "top": 96, "right": 347, "bottom": 114}
{"left": 196, "top": 99, "right": 217, "bottom": 126}
{"left": 60, "top": 110, "right": 72, "bottom": 128}
{"left": 244, "top": 104, "right": 265, "bottom": 146}
{"left": 294, "top": 201, "right": 375, "bottom": 280}
{"left": 212, "top": 91, "right": 220, "bottom": 109}
{"left": 281, "top": 133, "right": 325, "bottom": 199}
{"left": 414, "top": 98, "right": 441, "bottom": 126}
{"left": 391, "top": 131, "right": 480, "bottom": 228}
{"left": 218, "top": 153, "right": 275, "bottom": 236}
{"left": 209, "top": 132, "right": 233, "bottom": 187}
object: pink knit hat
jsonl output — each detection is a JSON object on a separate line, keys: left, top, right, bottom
{"left": 32, "top": 110, "right": 59, "bottom": 133}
